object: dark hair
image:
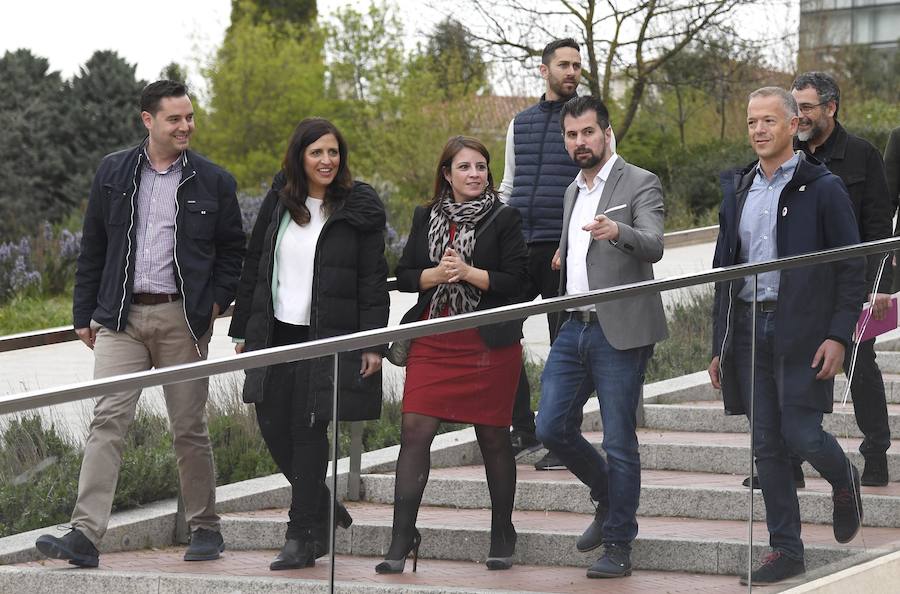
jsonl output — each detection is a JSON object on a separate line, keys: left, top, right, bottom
{"left": 791, "top": 71, "right": 841, "bottom": 118}
{"left": 280, "top": 118, "right": 352, "bottom": 225}
{"left": 429, "top": 136, "right": 497, "bottom": 208}
{"left": 560, "top": 96, "right": 610, "bottom": 132}
{"left": 140, "top": 80, "right": 188, "bottom": 115}
{"left": 542, "top": 38, "right": 580, "bottom": 65}
{"left": 748, "top": 86, "right": 799, "bottom": 118}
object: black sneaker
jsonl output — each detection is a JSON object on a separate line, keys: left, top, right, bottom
{"left": 861, "top": 453, "right": 889, "bottom": 487}
{"left": 534, "top": 451, "right": 567, "bottom": 471}
{"left": 833, "top": 463, "right": 863, "bottom": 544}
{"left": 184, "top": 527, "right": 225, "bottom": 561}
{"left": 742, "top": 462, "right": 806, "bottom": 489}
{"left": 576, "top": 499, "right": 609, "bottom": 553}
{"left": 739, "top": 550, "right": 805, "bottom": 585}
{"left": 510, "top": 430, "right": 542, "bottom": 459}
{"left": 35, "top": 527, "right": 99, "bottom": 568}
{"left": 586, "top": 543, "right": 631, "bottom": 578}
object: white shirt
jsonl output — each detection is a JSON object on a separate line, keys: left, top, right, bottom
{"left": 565, "top": 154, "right": 619, "bottom": 310}
{"left": 274, "top": 197, "right": 326, "bottom": 325}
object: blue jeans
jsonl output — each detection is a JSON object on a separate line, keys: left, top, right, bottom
{"left": 732, "top": 304, "right": 853, "bottom": 560}
{"left": 536, "top": 317, "right": 652, "bottom": 549}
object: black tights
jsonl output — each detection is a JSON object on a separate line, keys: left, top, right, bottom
{"left": 385, "top": 412, "right": 517, "bottom": 558}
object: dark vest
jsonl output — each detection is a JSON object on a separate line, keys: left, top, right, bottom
{"left": 509, "top": 97, "right": 581, "bottom": 244}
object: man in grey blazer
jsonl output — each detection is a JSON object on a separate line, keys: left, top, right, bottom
{"left": 535, "top": 96, "right": 667, "bottom": 579}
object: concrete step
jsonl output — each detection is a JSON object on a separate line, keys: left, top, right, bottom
{"left": 875, "top": 351, "right": 900, "bottom": 374}
{"left": 4, "top": 551, "right": 779, "bottom": 594}
{"left": 513, "top": 430, "right": 900, "bottom": 483}
{"left": 649, "top": 373, "right": 900, "bottom": 405}
{"left": 642, "top": 401, "right": 900, "bottom": 438}
{"left": 360, "top": 466, "right": 900, "bottom": 528}
{"left": 215, "top": 503, "right": 897, "bottom": 577}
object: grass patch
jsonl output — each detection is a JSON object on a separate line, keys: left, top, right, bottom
{"left": 0, "top": 293, "right": 71, "bottom": 335}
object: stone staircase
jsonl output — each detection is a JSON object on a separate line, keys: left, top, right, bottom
{"left": 5, "top": 367, "right": 900, "bottom": 593}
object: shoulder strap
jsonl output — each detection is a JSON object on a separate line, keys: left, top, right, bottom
{"left": 475, "top": 203, "right": 507, "bottom": 239}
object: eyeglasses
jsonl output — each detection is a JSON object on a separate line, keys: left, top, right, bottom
{"left": 798, "top": 101, "right": 827, "bottom": 114}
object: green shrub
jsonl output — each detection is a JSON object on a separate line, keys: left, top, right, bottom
{"left": 207, "top": 379, "right": 279, "bottom": 483}
{"left": 646, "top": 288, "right": 714, "bottom": 383}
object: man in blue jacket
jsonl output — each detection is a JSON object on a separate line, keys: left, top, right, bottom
{"left": 708, "top": 87, "right": 865, "bottom": 585}
{"left": 498, "top": 38, "right": 584, "bottom": 469}
{"left": 35, "top": 80, "right": 245, "bottom": 568}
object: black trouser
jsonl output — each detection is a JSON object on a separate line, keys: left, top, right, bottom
{"left": 845, "top": 338, "right": 891, "bottom": 456}
{"left": 511, "top": 241, "right": 561, "bottom": 434}
{"left": 783, "top": 337, "right": 891, "bottom": 471}
{"left": 254, "top": 320, "right": 332, "bottom": 537}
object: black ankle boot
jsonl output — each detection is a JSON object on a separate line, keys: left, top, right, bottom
{"left": 270, "top": 530, "right": 316, "bottom": 570}
{"left": 486, "top": 523, "right": 517, "bottom": 570}
{"left": 312, "top": 500, "right": 354, "bottom": 558}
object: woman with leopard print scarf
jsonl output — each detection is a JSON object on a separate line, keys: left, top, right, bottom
{"left": 377, "top": 136, "right": 528, "bottom": 575}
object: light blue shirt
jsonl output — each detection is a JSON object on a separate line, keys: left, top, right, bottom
{"left": 736, "top": 152, "right": 800, "bottom": 303}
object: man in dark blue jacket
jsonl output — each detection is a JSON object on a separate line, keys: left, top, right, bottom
{"left": 498, "top": 38, "right": 584, "bottom": 469}
{"left": 35, "top": 80, "right": 245, "bottom": 568}
{"left": 708, "top": 87, "right": 865, "bottom": 585}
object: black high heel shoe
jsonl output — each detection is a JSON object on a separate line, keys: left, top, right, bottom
{"left": 485, "top": 524, "right": 517, "bottom": 570}
{"left": 375, "top": 529, "right": 422, "bottom": 574}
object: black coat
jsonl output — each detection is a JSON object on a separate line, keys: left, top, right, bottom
{"left": 797, "top": 122, "right": 894, "bottom": 292}
{"left": 229, "top": 177, "right": 389, "bottom": 423}
{"left": 711, "top": 155, "right": 865, "bottom": 415}
{"left": 73, "top": 143, "right": 246, "bottom": 341}
{"left": 396, "top": 200, "right": 528, "bottom": 348}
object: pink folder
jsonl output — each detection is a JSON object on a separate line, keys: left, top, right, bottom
{"left": 856, "top": 295, "right": 899, "bottom": 343}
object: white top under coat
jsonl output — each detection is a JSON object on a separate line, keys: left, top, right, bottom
{"left": 275, "top": 197, "right": 326, "bottom": 325}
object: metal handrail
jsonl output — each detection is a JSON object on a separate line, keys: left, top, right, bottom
{"left": 0, "top": 226, "right": 712, "bottom": 354}
{"left": 1, "top": 235, "right": 897, "bottom": 416}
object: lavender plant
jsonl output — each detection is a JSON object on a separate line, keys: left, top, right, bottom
{"left": 0, "top": 239, "right": 41, "bottom": 304}
{"left": 31, "top": 223, "right": 82, "bottom": 295}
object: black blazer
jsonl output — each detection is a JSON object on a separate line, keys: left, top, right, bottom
{"left": 395, "top": 200, "right": 529, "bottom": 348}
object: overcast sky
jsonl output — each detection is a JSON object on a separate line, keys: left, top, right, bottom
{"left": 0, "top": 1, "right": 445, "bottom": 83}
{"left": 1, "top": 0, "right": 795, "bottom": 94}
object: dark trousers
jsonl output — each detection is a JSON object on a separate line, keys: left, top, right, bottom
{"left": 733, "top": 304, "right": 853, "bottom": 560}
{"left": 844, "top": 338, "right": 891, "bottom": 456}
{"left": 512, "top": 241, "right": 561, "bottom": 434}
{"left": 254, "top": 320, "right": 331, "bottom": 536}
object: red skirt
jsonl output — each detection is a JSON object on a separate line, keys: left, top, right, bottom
{"left": 402, "top": 328, "right": 522, "bottom": 427}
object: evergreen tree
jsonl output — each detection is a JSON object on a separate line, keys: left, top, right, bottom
{"left": 65, "top": 50, "right": 146, "bottom": 209}
{"left": 0, "top": 50, "right": 74, "bottom": 240}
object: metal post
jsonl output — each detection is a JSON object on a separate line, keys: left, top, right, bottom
{"left": 329, "top": 353, "right": 339, "bottom": 594}
{"left": 746, "top": 274, "right": 758, "bottom": 592}
{"left": 348, "top": 421, "right": 363, "bottom": 501}
{"left": 175, "top": 492, "right": 189, "bottom": 544}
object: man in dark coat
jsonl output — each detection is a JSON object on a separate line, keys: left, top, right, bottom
{"left": 791, "top": 71, "right": 894, "bottom": 486}
{"left": 708, "top": 87, "right": 866, "bottom": 586}
{"left": 35, "top": 80, "right": 246, "bottom": 567}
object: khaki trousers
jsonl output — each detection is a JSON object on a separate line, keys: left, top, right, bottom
{"left": 71, "top": 301, "right": 220, "bottom": 545}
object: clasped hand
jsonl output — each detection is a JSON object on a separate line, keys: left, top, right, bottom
{"left": 438, "top": 247, "right": 470, "bottom": 283}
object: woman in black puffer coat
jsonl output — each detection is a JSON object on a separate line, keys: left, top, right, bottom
{"left": 229, "top": 118, "right": 389, "bottom": 570}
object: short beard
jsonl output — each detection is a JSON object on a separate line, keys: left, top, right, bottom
{"left": 797, "top": 118, "right": 824, "bottom": 143}
{"left": 575, "top": 152, "right": 601, "bottom": 170}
